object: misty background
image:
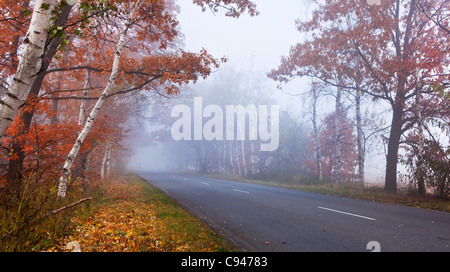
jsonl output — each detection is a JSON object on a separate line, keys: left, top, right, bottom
{"left": 124, "top": 0, "right": 392, "bottom": 184}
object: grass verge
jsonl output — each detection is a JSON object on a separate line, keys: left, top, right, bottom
{"left": 50, "top": 174, "right": 234, "bottom": 252}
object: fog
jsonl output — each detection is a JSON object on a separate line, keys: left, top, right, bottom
{"left": 126, "top": 0, "right": 393, "bottom": 184}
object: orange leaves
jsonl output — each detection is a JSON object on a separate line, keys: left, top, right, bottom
{"left": 55, "top": 178, "right": 231, "bottom": 252}
{"left": 1, "top": 0, "right": 252, "bottom": 195}
{"left": 63, "top": 202, "right": 160, "bottom": 252}
{"left": 119, "top": 48, "right": 224, "bottom": 95}
{"left": 0, "top": 1, "right": 31, "bottom": 75}
{"left": 270, "top": 0, "right": 449, "bottom": 95}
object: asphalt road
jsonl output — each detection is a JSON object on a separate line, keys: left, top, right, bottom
{"left": 139, "top": 172, "right": 450, "bottom": 252}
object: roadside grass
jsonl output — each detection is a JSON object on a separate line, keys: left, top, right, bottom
{"left": 51, "top": 174, "right": 235, "bottom": 252}
{"left": 201, "top": 173, "right": 450, "bottom": 213}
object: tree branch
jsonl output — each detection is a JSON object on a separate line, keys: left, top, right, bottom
{"left": 44, "top": 197, "right": 93, "bottom": 218}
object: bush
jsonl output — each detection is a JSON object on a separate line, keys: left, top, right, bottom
{"left": 0, "top": 174, "right": 88, "bottom": 252}
{"left": 404, "top": 138, "right": 449, "bottom": 200}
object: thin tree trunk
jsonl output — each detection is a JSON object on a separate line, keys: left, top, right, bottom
{"left": 241, "top": 140, "right": 247, "bottom": 176}
{"left": 78, "top": 23, "right": 97, "bottom": 126}
{"left": 100, "top": 143, "right": 111, "bottom": 179}
{"left": 235, "top": 142, "right": 241, "bottom": 176}
{"left": 415, "top": 90, "right": 425, "bottom": 195}
{"left": 312, "top": 86, "right": 322, "bottom": 181}
{"left": 9, "top": 1, "right": 32, "bottom": 69}
{"left": 57, "top": 17, "right": 132, "bottom": 198}
{"left": 250, "top": 140, "right": 257, "bottom": 175}
{"left": 229, "top": 140, "right": 235, "bottom": 175}
{"left": 334, "top": 87, "right": 342, "bottom": 183}
{"left": 0, "top": 70, "right": 7, "bottom": 98}
{"left": 356, "top": 87, "right": 365, "bottom": 186}
{"left": 78, "top": 69, "right": 91, "bottom": 126}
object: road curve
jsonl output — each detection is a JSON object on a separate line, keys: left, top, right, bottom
{"left": 138, "top": 172, "right": 450, "bottom": 252}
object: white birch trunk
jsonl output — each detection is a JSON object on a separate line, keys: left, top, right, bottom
{"left": 0, "top": 70, "right": 6, "bottom": 98}
{"left": 250, "top": 141, "right": 256, "bottom": 175}
{"left": 334, "top": 87, "right": 342, "bottom": 183}
{"left": 57, "top": 18, "right": 132, "bottom": 198}
{"left": 0, "top": 0, "right": 57, "bottom": 137}
{"left": 108, "top": 153, "right": 114, "bottom": 176}
{"left": 312, "top": 87, "right": 322, "bottom": 181}
{"left": 78, "top": 68, "right": 91, "bottom": 126}
{"left": 100, "top": 144, "right": 111, "bottom": 180}
{"left": 235, "top": 142, "right": 241, "bottom": 176}
{"left": 228, "top": 140, "right": 234, "bottom": 175}
{"left": 78, "top": 23, "right": 97, "bottom": 125}
{"left": 240, "top": 127, "right": 247, "bottom": 176}
{"left": 355, "top": 87, "right": 365, "bottom": 186}
{"left": 106, "top": 148, "right": 112, "bottom": 178}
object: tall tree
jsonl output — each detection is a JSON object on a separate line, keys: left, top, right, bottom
{"left": 57, "top": 0, "right": 137, "bottom": 198}
{"left": 268, "top": 0, "right": 449, "bottom": 193}
{"left": 334, "top": 87, "right": 343, "bottom": 183}
{"left": 55, "top": 0, "right": 258, "bottom": 198}
{"left": 355, "top": 86, "right": 365, "bottom": 186}
{"left": 5, "top": 1, "right": 74, "bottom": 194}
{"left": 315, "top": 110, "right": 358, "bottom": 182}
{"left": 311, "top": 84, "right": 323, "bottom": 181}
{"left": 0, "top": 0, "right": 58, "bottom": 137}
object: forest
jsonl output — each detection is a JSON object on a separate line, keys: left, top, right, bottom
{"left": 142, "top": 0, "right": 449, "bottom": 200}
{"left": 0, "top": 0, "right": 448, "bottom": 251}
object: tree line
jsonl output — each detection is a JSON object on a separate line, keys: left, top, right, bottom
{"left": 149, "top": 1, "right": 448, "bottom": 199}
{"left": 0, "top": 0, "right": 258, "bottom": 219}
{"left": 0, "top": 0, "right": 448, "bottom": 210}
{"left": 268, "top": 0, "right": 449, "bottom": 198}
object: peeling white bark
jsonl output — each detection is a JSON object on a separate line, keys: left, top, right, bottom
{"left": 0, "top": 0, "right": 57, "bottom": 137}
{"left": 78, "top": 23, "right": 97, "bottom": 126}
{"left": 78, "top": 68, "right": 91, "bottom": 126}
{"left": 100, "top": 143, "right": 111, "bottom": 179}
{"left": 57, "top": 16, "right": 133, "bottom": 198}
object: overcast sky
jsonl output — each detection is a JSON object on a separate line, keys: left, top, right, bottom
{"left": 178, "top": 0, "right": 310, "bottom": 70}
{"left": 177, "top": 0, "right": 314, "bottom": 108}
{"left": 129, "top": 1, "right": 389, "bottom": 182}
{"left": 176, "top": 0, "right": 391, "bottom": 182}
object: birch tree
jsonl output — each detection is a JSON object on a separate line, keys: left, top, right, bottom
{"left": 0, "top": 0, "right": 57, "bottom": 137}
{"left": 4, "top": 1, "right": 74, "bottom": 189}
{"left": 334, "top": 87, "right": 343, "bottom": 183}
{"left": 269, "top": 0, "right": 449, "bottom": 193}
{"left": 56, "top": 0, "right": 257, "bottom": 198}
{"left": 57, "top": 2, "right": 136, "bottom": 198}
{"left": 311, "top": 85, "right": 322, "bottom": 181}
{"left": 355, "top": 87, "right": 365, "bottom": 186}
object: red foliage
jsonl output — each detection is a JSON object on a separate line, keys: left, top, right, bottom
{"left": 306, "top": 111, "right": 358, "bottom": 182}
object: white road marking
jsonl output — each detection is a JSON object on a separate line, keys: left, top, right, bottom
{"left": 318, "top": 206, "right": 376, "bottom": 221}
{"left": 201, "top": 182, "right": 210, "bottom": 186}
{"left": 233, "top": 189, "right": 250, "bottom": 194}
